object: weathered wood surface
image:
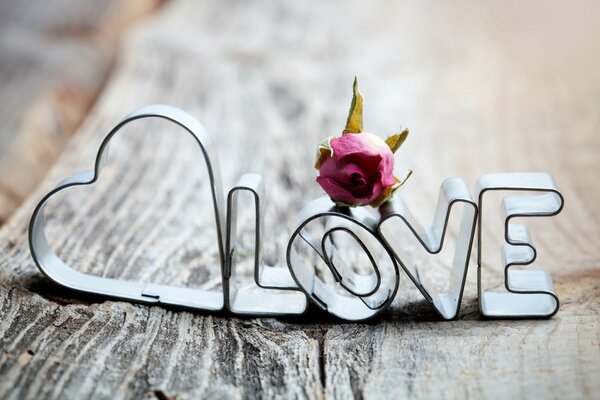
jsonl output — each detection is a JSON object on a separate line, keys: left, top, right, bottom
{"left": 1, "top": 0, "right": 599, "bottom": 399}
{"left": 0, "top": 0, "right": 160, "bottom": 223}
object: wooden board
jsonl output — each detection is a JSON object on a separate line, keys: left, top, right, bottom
{"left": 0, "top": 0, "right": 160, "bottom": 223}
{"left": 1, "top": 0, "right": 599, "bottom": 398}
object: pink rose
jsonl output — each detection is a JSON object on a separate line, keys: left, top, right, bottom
{"left": 316, "top": 133, "right": 397, "bottom": 207}
{"left": 314, "top": 77, "right": 411, "bottom": 207}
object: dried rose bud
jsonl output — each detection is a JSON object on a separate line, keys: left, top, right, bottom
{"left": 315, "top": 78, "right": 411, "bottom": 207}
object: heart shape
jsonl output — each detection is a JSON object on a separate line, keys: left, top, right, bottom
{"left": 29, "top": 104, "right": 228, "bottom": 311}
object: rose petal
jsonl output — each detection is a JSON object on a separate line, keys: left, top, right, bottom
{"left": 331, "top": 133, "right": 388, "bottom": 160}
{"left": 321, "top": 156, "right": 379, "bottom": 184}
{"left": 320, "top": 157, "right": 382, "bottom": 199}
{"left": 316, "top": 176, "right": 362, "bottom": 206}
{"left": 376, "top": 153, "right": 396, "bottom": 188}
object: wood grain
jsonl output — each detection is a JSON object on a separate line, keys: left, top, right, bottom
{"left": 0, "top": 0, "right": 161, "bottom": 223}
{"left": 1, "top": 0, "right": 599, "bottom": 398}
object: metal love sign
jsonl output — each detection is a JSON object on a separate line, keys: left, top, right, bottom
{"left": 29, "top": 105, "right": 564, "bottom": 321}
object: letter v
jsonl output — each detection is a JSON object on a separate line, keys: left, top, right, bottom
{"left": 377, "top": 178, "right": 478, "bottom": 320}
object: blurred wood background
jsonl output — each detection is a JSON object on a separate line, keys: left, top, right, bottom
{"left": 0, "top": 0, "right": 599, "bottom": 399}
{"left": 0, "top": 0, "right": 160, "bottom": 223}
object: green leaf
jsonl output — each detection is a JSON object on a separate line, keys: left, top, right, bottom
{"left": 385, "top": 128, "right": 409, "bottom": 153}
{"left": 343, "top": 77, "right": 363, "bottom": 134}
{"left": 314, "top": 136, "right": 334, "bottom": 169}
{"left": 392, "top": 169, "right": 413, "bottom": 191}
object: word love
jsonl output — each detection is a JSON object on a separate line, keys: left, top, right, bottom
{"left": 29, "top": 105, "right": 564, "bottom": 321}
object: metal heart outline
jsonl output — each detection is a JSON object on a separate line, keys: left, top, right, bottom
{"left": 29, "top": 104, "right": 228, "bottom": 311}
